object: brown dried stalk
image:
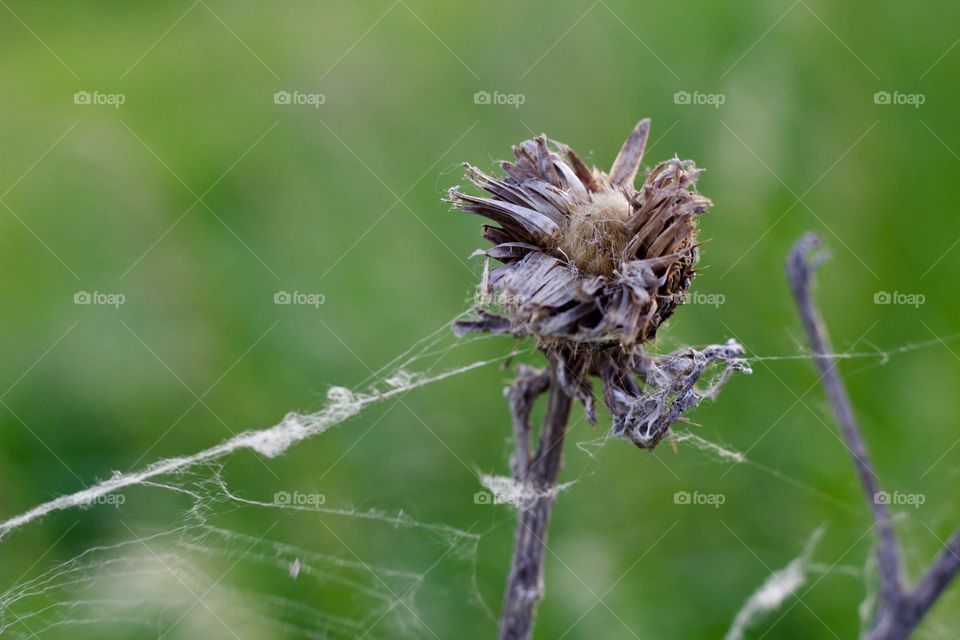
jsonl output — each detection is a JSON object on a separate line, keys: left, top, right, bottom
{"left": 787, "top": 233, "right": 960, "bottom": 639}
{"left": 499, "top": 362, "right": 572, "bottom": 640}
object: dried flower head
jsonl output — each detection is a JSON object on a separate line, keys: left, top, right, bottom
{"left": 450, "top": 119, "right": 710, "bottom": 346}
{"left": 450, "top": 119, "right": 749, "bottom": 448}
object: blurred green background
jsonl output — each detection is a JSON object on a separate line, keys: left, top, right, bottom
{"left": 2, "top": 1, "right": 960, "bottom": 638}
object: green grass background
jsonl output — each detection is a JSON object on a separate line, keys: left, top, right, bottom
{"left": 2, "top": 1, "right": 960, "bottom": 638}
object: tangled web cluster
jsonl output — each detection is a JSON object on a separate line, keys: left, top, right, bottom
{"left": 602, "top": 338, "right": 751, "bottom": 447}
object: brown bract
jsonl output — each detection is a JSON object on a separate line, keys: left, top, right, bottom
{"left": 448, "top": 119, "right": 746, "bottom": 449}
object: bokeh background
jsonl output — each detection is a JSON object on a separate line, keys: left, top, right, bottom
{"left": 2, "top": 1, "right": 960, "bottom": 638}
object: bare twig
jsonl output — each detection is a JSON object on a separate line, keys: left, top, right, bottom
{"left": 499, "top": 361, "right": 573, "bottom": 640}
{"left": 786, "top": 233, "right": 903, "bottom": 604}
{"left": 786, "top": 232, "right": 960, "bottom": 639}
{"left": 505, "top": 365, "right": 551, "bottom": 481}
{"left": 907, "top": 528, "right": 960, "bottom": 625}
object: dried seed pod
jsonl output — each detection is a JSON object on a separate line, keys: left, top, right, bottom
{"left": 450, "top": 119, "right": 747, "bottom": 448}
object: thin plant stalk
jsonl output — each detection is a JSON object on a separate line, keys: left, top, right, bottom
{"left": 498, "top": 363, "right": 573, "bottom": 640}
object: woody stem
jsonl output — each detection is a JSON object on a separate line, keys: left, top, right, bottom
{"left": 498, "top": 363, "right": 573, "bottom": 640}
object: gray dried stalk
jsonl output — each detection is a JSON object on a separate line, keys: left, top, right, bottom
{"left": 788, "top": 233, "right": 960, "bottom": 640}
{"left": 449, "top": 120, "right": 749, "bottom": 640}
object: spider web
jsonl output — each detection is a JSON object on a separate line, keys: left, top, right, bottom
{"left": 1, "top": 312, "right": 959, "bottom": 639}
{"left": 0, "top": 468, "right": 484, "bottom": 639}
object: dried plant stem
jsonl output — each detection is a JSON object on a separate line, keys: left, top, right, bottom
{"left": 787, "top": 233, "right": 960, "bottom": 640}
{"left": 499, "top": 362, "right": 573, "bottom": 640}
{"left": 787, "top": 234, "right": 904, "bottom": 606}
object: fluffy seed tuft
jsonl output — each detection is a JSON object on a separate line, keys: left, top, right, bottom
{"left": 555, "top": 190, "right": 632, "bottom": 275}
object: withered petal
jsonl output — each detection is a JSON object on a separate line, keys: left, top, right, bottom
{"left": 453, "top": 310, "right": 512, "bottom": 337}
{"left": 608, "top": 118, "right": 651, "bottom": 188}
{"left": 450, "top": 189, "right": 560, "bottom": 243}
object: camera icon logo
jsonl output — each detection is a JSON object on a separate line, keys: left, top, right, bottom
{"left": 273, "top": 491, "right": 292, "bottom": 505}
{"left": 473, "top": 91, "right": 492, "bottom": 105}
{"left": 874, "top": 91, "right": 892, "bottom": 105}
{"left": 274, "top": 291, "right": 292, "bottom": 304}
{"left": 274, "top": 91, "right": 292, "bottom": 105}
{"left": 874, "top": 291, "right": 891, "bottom": 305}
{"left": 673, "top": 490, "right": 691, "bottom": 505}
{"left": 673, "top": 91, "right": 691, "bottom": 105}
{"left": 874, "top": 491, "right": 891, "bottom": 505}
{"left": 73, "top": 91, "right": 91, "bottom": 105}
{"left": 74, "top": 291, "right": 92, "bottom": 304}
{"left": 473, "top": 491, "right": 492, "bottom": 505}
